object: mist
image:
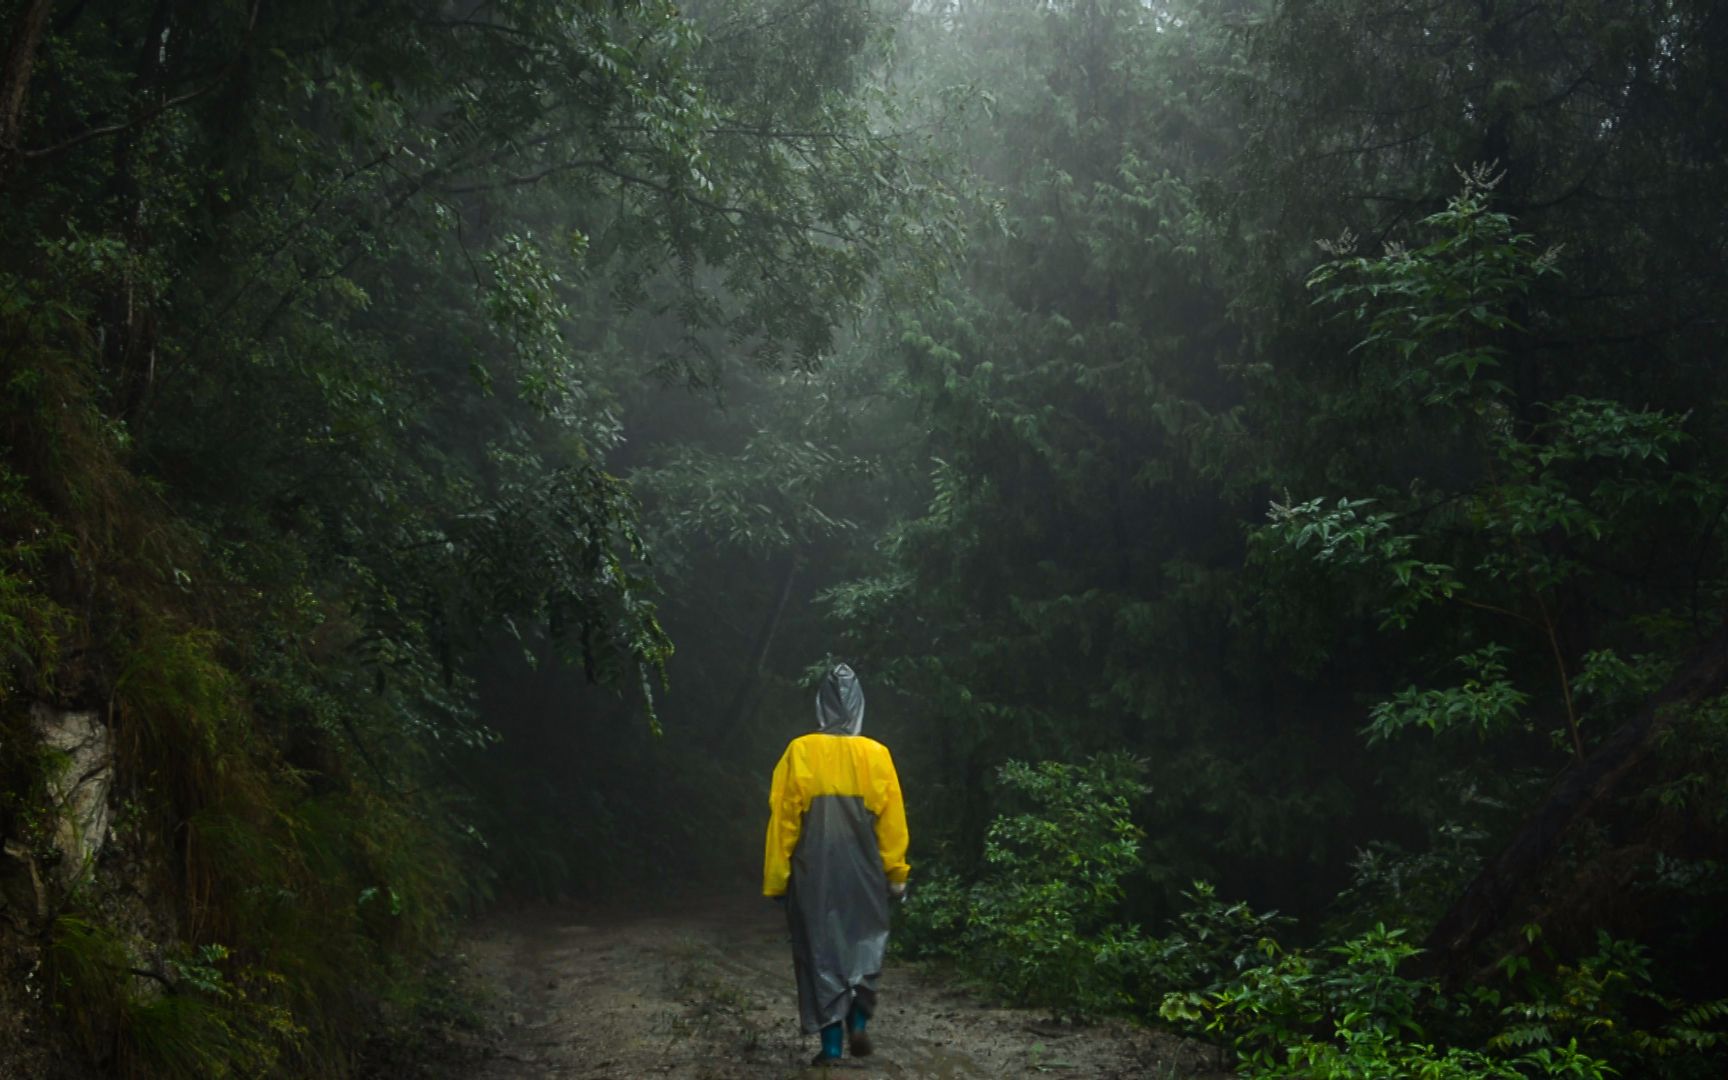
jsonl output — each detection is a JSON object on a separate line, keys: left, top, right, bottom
{"left": 3, "top": 1, "right": 1726, "bottom": 1076}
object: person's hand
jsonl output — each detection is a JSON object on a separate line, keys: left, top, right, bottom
{"left": 888, "top": 879, "right": 907, "bottom": 900}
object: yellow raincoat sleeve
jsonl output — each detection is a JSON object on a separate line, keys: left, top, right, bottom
{"left": 762, "top": 744, "right": 804, "bottom": 897}
{"left": 871, "top": 744, "right": 910, "bottom": 884}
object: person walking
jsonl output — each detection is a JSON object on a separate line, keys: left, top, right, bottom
{"left": 763, "top": 663, "right": 910, "bottom": 1066}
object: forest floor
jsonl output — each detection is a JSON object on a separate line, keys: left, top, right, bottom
{"left": 364, "top": 896, "right": 1227, "bottom": 1079}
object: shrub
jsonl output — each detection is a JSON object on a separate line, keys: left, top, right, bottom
{"left": 899, "top": 753, "right": 1155, "bottom": 1018}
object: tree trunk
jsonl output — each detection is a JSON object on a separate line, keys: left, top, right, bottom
{"left": 1423, "top": 623, "right": 1728, "bottom": 979}
{"left": 710, "top": 552, "right": 799, "bottom": 746}
{"left": 0, "top": 0, "right": 55, "bottom": 175}
{"left": 106, "top": 0, "right": 176, "bottom": 426}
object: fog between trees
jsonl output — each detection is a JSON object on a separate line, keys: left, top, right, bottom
{"left": 2, "top": 1, "right": 1727, "bottom": 1076}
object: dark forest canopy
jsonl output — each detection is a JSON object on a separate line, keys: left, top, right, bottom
{"left": 2, "top": 0, "right": 1726, "bottom": 1076}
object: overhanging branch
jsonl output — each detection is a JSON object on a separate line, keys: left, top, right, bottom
{"left": 19, "top": 0, "right": 260, "bottom": 162}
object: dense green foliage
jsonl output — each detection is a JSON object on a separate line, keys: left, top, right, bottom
{"left": 896, "top": 754, "right": 1157, "bottom": 1018}
{"left": 5, "top": 0, "right": 1728, "bottom": 1076}
{"left": 0, "top": 0, "right": 922, "bottom": 1073}
{"left": 859, "top": 1, "right": 1728, "bottom": 1075}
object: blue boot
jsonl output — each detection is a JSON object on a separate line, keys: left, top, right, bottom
{"left": 847, "top": 1004, "right": 872, "bottom": 1058}
{"left": 811, "top": 1022, "right": 843, "bottom": 1065}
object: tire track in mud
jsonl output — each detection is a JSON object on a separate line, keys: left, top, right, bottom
{"left": 385, "top": 897, "right": 1222, "bottom": 1079}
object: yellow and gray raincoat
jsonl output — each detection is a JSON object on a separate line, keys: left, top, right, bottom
{"left": 763, "top": 665, "right": 910, "bottom": 1033}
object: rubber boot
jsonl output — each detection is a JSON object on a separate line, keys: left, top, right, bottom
{"left": 811, "top": 1022, "right": 844, "bottom": 1065}
{"left": 847, "top": 1004, "right": 872, "bottom": 1058}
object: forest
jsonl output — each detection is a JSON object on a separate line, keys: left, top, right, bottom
{"left": 2, "top": 0, "right": 1726, "bottom": 1076}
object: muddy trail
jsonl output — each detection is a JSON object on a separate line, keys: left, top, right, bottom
{"left": 370, "top": 898, "right": 1224, "bottom": 1079}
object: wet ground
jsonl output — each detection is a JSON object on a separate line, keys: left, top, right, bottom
{"left": 370, "top": 897, "right": 1226, "bottom": 1079}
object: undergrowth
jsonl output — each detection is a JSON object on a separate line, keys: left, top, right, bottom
{"left": 3, "top": 306, "right": 477, "bottom": 1075}
{"left": 898, "top": 754, "right": 1728, "bottom": 1078}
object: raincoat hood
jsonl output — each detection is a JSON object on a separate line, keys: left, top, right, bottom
{"left": 815, "top": 664, "right": 865, "bottom": 735}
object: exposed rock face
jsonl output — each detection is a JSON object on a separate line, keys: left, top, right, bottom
{"left": 30, "top": 705, "right": 113, "bottom": 891}
{"left": 0, "top": 708, "right": 115, "bottom": 1078}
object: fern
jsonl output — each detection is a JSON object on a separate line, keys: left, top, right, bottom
{"left": 1492, "top": 1021, "right": 1555, "bottom": 1051}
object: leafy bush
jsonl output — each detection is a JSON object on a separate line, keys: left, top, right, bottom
{"left": 900, "top": 752, "right": 1721, "bottom": 1077}
{"left": 1486, "top": 932, "right": 1728, "bottom": 1079}
{"left": 899, "top": 754, "right": 1293, "bottom": 1023}
{"left": 1159, "top": 921, "right": 1728, "bottom": 1078}
{"left": 1162, "top": 925, "right": 1619, "bottom": 1078}
{"left": 1150, "top": 881, "right": 1294, "bottom": 997}
{"left": 898, "top": 753, "right": 1156, "bottom": 1018}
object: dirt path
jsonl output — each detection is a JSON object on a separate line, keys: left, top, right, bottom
{"left": 374, "top": 898, "right": 1223, "bottom": 1079}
